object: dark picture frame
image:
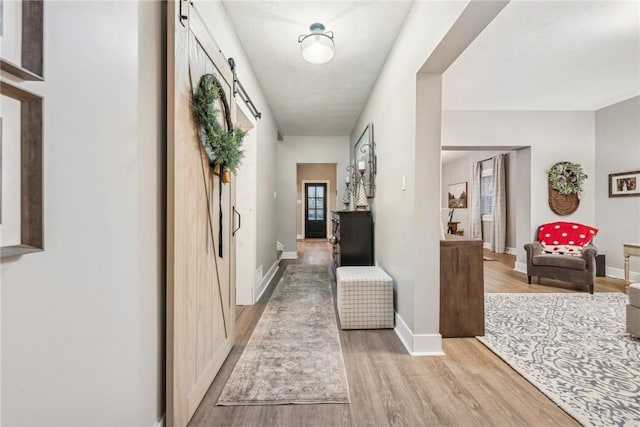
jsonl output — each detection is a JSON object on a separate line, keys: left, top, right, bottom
{"left": 448, "top": 182, "right": 468, "bottom": 208}
{"left": 0, "top": 0, "right": 44, "bottom": 81}
{"left": 0, "top": 81, "right": 44, "bottom": 258}
{"left": 609, "top": 170, "right": 640, "bottom": 198}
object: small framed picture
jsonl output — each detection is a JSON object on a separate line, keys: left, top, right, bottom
{"left": 448, "top": 182, "right": 467, "bottom": 208}
{"left": 609, "top": 171, "right": 640, "bottom": 197}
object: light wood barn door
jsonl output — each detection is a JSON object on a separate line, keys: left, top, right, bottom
{"left": 167, "top": 2, "right": 236, "bottom": 425}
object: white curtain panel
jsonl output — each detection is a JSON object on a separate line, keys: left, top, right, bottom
{"left": 491, "top": 154, "right": 507, "bottom": 253}
{"left": 469, "top": 161, "right": 482, "bottom": 239}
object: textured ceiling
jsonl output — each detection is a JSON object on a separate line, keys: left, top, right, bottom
{"left": 443, "top": 1, "right": 640, "bottom": 111}
{"left": 223, "top": 1, "right": 640, "bottom": 136}
{"left": 222, "top": 1, "right": 414, "bottom": 136}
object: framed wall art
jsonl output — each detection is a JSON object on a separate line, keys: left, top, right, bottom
{"left": 0, "top": 0, "right": 44, "bottom": 81}
{"left": 448, "top": 182, "right": 467, "bottom": 208}
{"left": 0, "top": 81, "right": 43, "bottom": 258}
{"left": 609, "top": 170, "right": 640, "bottom": 197}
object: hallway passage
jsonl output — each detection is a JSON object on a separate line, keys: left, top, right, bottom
{"left": 189, "top": 241, "right": 624, "bottom": 426}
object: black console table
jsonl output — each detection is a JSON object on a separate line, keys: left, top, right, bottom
{"left": 331, "top": 211, "right": 374, "bottom": 268}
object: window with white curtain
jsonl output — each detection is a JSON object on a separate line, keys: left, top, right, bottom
{"left": 480, "top": 160, "right": 493, "bottom": 220}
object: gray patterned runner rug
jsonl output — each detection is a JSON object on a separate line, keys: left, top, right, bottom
{"left": 479, "top": 293, "right": 639, "bottom": 426}
{"left": 217, "top": 264, "right": 350, "bottom": 405}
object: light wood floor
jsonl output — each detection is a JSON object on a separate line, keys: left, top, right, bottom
{"left": 189, "top": 240, "right": 626, "bottom": 426}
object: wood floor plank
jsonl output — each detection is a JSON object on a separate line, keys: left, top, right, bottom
{"left": 188, "top": 241, "right": 626, "bottom": 426}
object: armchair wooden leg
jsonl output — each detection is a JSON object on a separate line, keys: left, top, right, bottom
{"left": 589, "top": 284, "right": 594, "bottom": 294}
{"left": 527, "top": 275, "right": 532, "bottom": 284}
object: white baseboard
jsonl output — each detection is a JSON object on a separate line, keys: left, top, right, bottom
{"left": 393, "top": 312, "right": 444, "bottom": 356}
{"left": 282, "top": 251, "right": 298, "bottom": 259}
{"left": 514, "top": 261, "right": 527, "bottom": 274}
{"left": 153, "top": 415, "right": 165, "bottom": 427}
{"left": 255, "top": 265, "right": 264, "bottom": 284}
{"left": 255, "top": 260, "right": 279, "bottom": 303}
{"left": 605, "top": 266, "right": 640, "bottom": 282}
{"left": 506, "top": 247, "right": 517, "bottom": 256}
{"left": 297, "top": 234, "right": 303, "bottom": 240}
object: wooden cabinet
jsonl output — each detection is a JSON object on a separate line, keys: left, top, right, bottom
{"left": 331, "top": 211, "right": 374, "bottom": 268}
{"left": 440, "top": 235, "right": 484, "bottom": 337}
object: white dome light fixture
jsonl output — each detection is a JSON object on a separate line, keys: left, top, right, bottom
{"left": 298, "top": 23, "right": 334, "bottom": 65}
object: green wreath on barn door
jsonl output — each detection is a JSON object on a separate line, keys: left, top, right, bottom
{"left": 192, "top": 73, "right": 247, "bottom": 258}
{"left": 192, "top": 73, "right": 246, "bottom": 183}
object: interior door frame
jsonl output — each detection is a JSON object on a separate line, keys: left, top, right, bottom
{"left": 233, "top": 100, "right": 258, "bottom": 306}
{"left": 301, "top": 179, "right": 331, "bottom": 239}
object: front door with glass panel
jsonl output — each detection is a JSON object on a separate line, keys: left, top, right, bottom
{"left": 305, "top": 183, "right": 327, "bottom": 239}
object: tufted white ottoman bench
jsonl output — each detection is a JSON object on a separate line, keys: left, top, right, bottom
{"left": 336, "top": 266, "right": 394, "bottom": 329}
{"left": 628, "top": 283, "right": 640, "bottom": 338}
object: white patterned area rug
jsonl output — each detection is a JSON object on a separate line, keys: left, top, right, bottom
{"left": 479, "top": 293, "right": 640, "bottom": 427}
{"left": 217, "top": 264, "right": 350, "bottom": 406}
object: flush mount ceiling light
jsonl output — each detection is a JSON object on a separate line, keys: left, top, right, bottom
{"left": 298, "top": 23, "right": 334, "bottom": 64}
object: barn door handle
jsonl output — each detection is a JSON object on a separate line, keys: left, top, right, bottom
{"left": 233, "top": 206, "right": 241, "bottom": 236}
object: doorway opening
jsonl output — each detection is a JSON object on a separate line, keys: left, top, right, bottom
{"left": 440, "top": 146, "right": 530, "bottom": 263}
{"left": 296, "top": 163, "right": 337, "bottom": 240}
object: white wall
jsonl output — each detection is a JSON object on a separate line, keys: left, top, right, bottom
{"left": 351, "top": 1, "right": 470, "bottom": 354}
{"left": 277, "top": 136, "right": 350, "bottom": 251}
{"left": 255, "top": 117, "right": 279, "bottom": 282}
{"left": 595, "top": 96, "right": 640, "bottom": 280}
{"left": 515, "top": 148, "right": 532, "bottom": 266}
{"left": 412, "top": 73, "right": 444, "bottom": 344}
{"left": 195, "top": 0, "right": 280, "bottom": 301}
{"left": 1, "top": 2, "right": 164, "bottom": 425}
{"left": 442, "top": 111, "right": 596, "bottom": 263}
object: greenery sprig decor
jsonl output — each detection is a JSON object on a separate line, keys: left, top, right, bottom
{"left": 192, "top": 74, "right": 246, "bottom": 180}
{"left": 548, "top": 161, "right": 587, "bottom": 198}
{"left": 215, "top": 126, "right": 247, "bottom": 174}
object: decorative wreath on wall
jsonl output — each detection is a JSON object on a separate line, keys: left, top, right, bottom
{"left": 548, "top": 161, "right": 588, "bottom": 198}
{"left": 547, "top": 161, "right": 587, "bottom": 216}
{"left": 192, "top": 73, "right": 246, "bottom": 182}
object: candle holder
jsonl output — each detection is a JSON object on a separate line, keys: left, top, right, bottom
{"left": 356, "top": 164, "right": 369, "bottom": 210}
{"left": 345, "top": 165, "right": 358, "bottom": 211}
{"left": 342, "top": 181, "right": 351, "bottom": 210}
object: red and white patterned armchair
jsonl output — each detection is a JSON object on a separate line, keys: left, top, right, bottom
{"left": 524, "top": 221, "right": 598, "bottom": 293}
